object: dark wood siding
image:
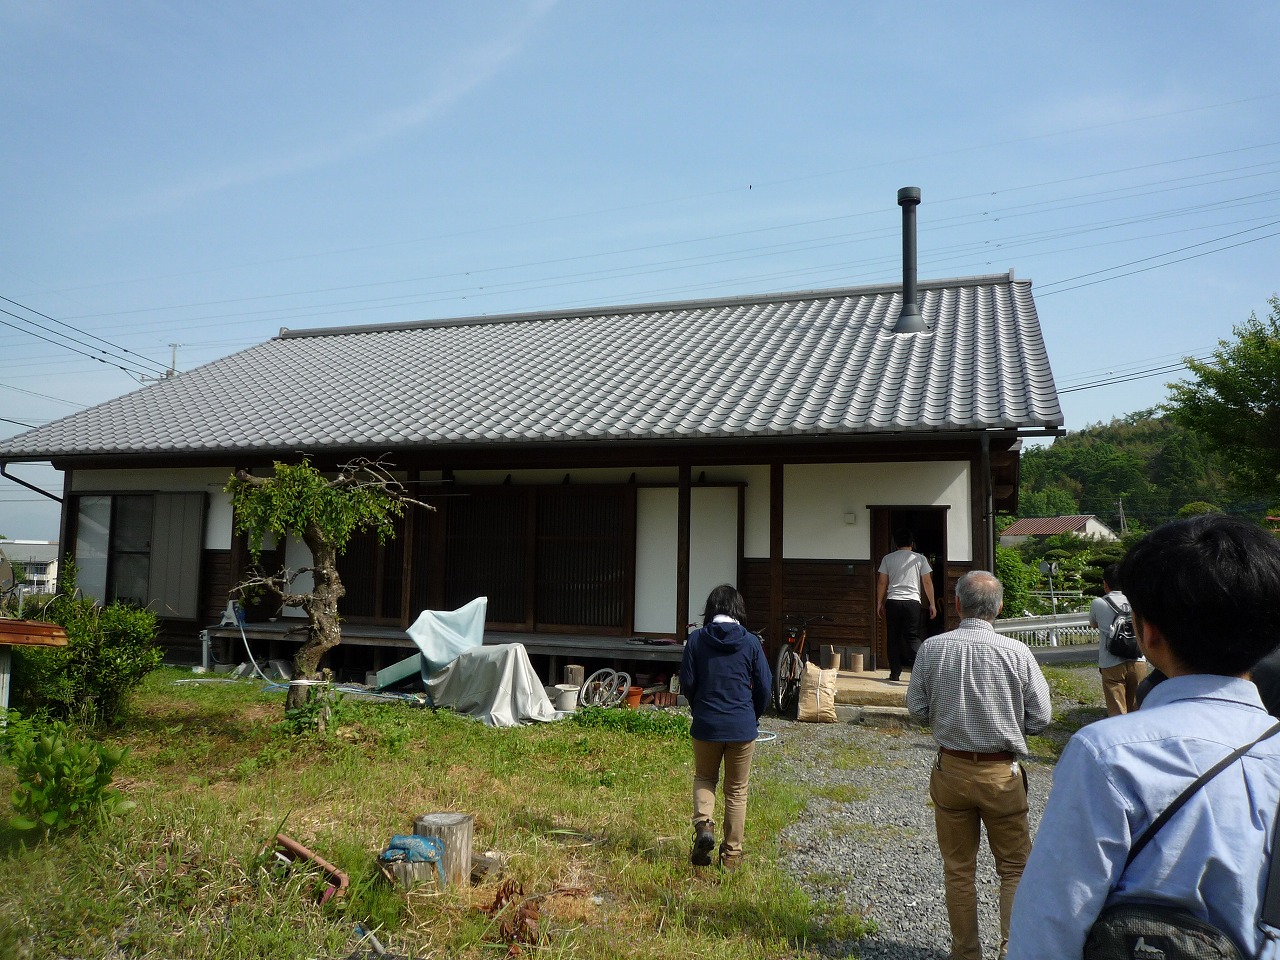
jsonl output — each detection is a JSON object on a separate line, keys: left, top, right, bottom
{"left": 337, "top": 515, "right": 407, "bottom": 624}
{"left": 742, "top": 558, "right": 873, "bottom": 658}
{"left": 443, "top": 490, "right": 531, "bottom": 627}
{"left": 535, "top": 490, "right": 629, "bottom": 631}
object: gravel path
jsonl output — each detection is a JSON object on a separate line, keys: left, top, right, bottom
{"left": 756, "top": 666, "right": 1100, "bottom": 959}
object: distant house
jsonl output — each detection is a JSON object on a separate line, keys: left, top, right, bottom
{"left": 999, "top": 515, "right": 1119, "bottom": 547}
{"left": 0, "top": 190, "right": 1064, "bottom": 676}
{"left": 0, "top": 539, "right": 60, "bottom": 594}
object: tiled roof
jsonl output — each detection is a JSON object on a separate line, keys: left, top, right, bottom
{"left": 1001, "top": 516, "right": 1096, "bottom": 536}
{"left": 0, "top": 540, "right": 59, "bottom": 564}
{"left": 0, "top": 273, "right": 1063, "bottom": 461}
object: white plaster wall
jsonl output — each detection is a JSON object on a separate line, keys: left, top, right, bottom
{"left": 1084, "top": 518, "right": 1118, "bottom": 541}
{"left": 634, "top": 489, "right": 678, "bottom": 633}
{"left": 71, "top": 466, "right": 236, "bottom": 549}
{"left": 779, "top": 462, "right": 972, "bottom": 562}
{"left": 634, "top": 486, "right": 739, "bottom": 634}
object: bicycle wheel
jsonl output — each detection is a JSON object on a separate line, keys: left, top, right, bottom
{"left": 774, "top": 646, "right": 804, "bottom": 716}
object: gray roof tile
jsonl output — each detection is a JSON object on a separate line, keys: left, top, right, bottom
{"left": 0, "top": 274, "right": 1063, "bottom": 461}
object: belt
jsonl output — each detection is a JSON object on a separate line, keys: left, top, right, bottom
{"left": 939, "top": 747, "right": 1017, "bottom": 763}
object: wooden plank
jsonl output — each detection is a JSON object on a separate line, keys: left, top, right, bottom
{"left": 375, "top": 653, "right": 423, "bottom": 689}
{"left": 0, "top": 619, "right": 68, "bottom": 646}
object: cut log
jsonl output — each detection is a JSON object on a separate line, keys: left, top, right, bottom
{"left": 414, "top": 812, "right": 474, "bottom": 886}
{"left": 383, "top": 859, "right": 443, "bottom": 891}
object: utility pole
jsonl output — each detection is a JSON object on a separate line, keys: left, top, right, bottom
{"left": 167, "top": 343, "right": 180, "bottom": 379}
{"left": 1117, "top": 497, "right": 1127, "bottom": 536}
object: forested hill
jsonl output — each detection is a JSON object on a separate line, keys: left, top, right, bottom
{"left": 1017, "top": 412, "right": 1256, "bottom": 532}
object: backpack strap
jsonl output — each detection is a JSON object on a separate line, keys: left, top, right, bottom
{"left": 1126, "top": 720, "right": 1280, "bottom": 869}
{"left": 1101, "top": 594, "right": 1127, "bottom": 617}
{"left": 1263, "top": 800, "right": 1280, "bottom": 934}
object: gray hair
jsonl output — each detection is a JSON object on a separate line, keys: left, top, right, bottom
{"left": 955, "top": 570, "right": 1003, "bottom": 620}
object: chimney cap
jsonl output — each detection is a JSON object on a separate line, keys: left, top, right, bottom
{"left": 897, "top": 186, "right": 921, "bottom": 206}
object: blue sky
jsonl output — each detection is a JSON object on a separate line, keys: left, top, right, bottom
{"left": 2, "top": 1, "right": 1279, "bottom": 540}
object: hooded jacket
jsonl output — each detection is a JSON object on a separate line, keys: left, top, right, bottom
{"left": 679, "top": 619, "right": 772, "bottom": 743}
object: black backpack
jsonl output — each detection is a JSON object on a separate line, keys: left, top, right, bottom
{"left": 1102, "top": 595, "right": 1140, "bottom": 660}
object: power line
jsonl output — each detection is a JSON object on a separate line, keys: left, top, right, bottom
{"left": 0, "top": 295, "right": 170, "bottom": 377}
{"left": 0, "top": 381, "right": 87, "bottom": 408}
{"left": 0, "top": 305, "right": 165, "bottom": 380}
{"left": 55, "top": 153, "right": 1280, "bottom": 330}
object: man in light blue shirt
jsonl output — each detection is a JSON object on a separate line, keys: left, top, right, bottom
{"left": 1008, "top": 515, "right": 1280, "bottom": 960}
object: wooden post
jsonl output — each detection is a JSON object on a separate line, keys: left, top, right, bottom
{"left": 769, "top": 462, "right": 784, "bottom": 654}
{"left": 563, "top": 663, "right": 585, "bottom": 686}
{"left": 677, "top": 464, "right": 691, "bottom": 636}
{"left": 414, "top": 812, "right": 474, "bottom": 887}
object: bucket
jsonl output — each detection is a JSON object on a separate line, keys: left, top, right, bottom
{"left": 850, "top": 653, "right": 865, "bottom": 673}
{"left": 625, "top": 685, "right": 643, "bottom": 709}
{"left": 554, "top": 683, "right": 580, "bottom": 711}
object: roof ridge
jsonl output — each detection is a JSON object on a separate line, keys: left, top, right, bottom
{"left": 278, "top": 271, "right": 1022, "bottom": 340}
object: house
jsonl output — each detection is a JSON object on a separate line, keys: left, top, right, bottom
{"left": 0, "top": 539, "right": 60, "bottom": 595}
{"left": 999, "top": 515, "right": 1119, "bottom": 547}
{"left": 0, "top": 190, "right": 1064, "bottom": 679}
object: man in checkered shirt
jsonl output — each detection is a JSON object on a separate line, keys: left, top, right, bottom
{"left": 907, "top": 570, "right": 1052, "bottom": 960}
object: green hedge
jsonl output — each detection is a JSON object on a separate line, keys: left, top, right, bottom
{"left": 11, "top": 569, "right": 163, "bottom": 727}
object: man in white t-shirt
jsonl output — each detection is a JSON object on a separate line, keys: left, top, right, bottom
{"left": 876, "top": 527, "right": 937, "bottom": 682}
{"left": 1089, "top": 563, "right": 1146, "bottom": 716}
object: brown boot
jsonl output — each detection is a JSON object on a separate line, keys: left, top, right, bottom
{"left": 690, "top": 822, "right": 715, "bottom": 866}
{"left": 719, "top": 851, "right": 743, "bottom": 871}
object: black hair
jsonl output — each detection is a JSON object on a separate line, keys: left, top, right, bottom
{"left": 893, "top": 527, "right": 914, "bottom": 549}
{"left": 1118, "top": 514, "right": 1280, "bottom": 676}
{"left": 1102, "top": 564, "right": 1121, "bottom": 590}
{"left": 702, "top": 584, "right": 747, "bottom": 625}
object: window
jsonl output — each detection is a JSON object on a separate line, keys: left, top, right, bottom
{"left": 73, "top": 493, "right": 206, "bottom": 618}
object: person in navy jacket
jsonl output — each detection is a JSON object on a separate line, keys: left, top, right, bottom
{"left": 679, "top": 584, "right": 772, "bottom": 869}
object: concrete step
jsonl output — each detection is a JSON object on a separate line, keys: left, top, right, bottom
{"left": 834, "top": 667, "right": 910, "bottom": 708}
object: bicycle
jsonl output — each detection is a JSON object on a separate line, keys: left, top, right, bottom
{"left": 773, "top": 614, "right": 831, "bottom": 716}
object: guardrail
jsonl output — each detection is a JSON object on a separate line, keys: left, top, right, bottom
{"left": 993, "top": 611, "right": 1094, "bottom": 648}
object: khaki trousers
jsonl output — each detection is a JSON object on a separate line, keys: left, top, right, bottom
{"left": 692, "top": 738, "right": 756, "bottom": 858}
{"left": 1100, "top": 660, "right": 1147, "bottom": 716}
{"left": 929, "top": 752, "right": 1031, "bottom": 960}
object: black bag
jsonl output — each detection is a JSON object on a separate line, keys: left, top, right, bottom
{"left": 1083, "top": 721, "right": 1280, "bottom": 960}
{"left": 1086, "top": 902, "right": 1246, "bottom": 959}
{"left": 1102, "top": 595, "right": 1140, "bottom": 660}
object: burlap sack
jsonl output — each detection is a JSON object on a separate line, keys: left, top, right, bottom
{"left": 795, "top": 661, "right": 838, "bottom": 723}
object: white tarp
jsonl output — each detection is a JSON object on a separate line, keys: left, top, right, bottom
{"left": 406, "top": 597, "right": 488, "bottom": 677}
{"left": 425, "top": 644, "right": 559, "bottom": 727}
{"left": 405, "top": 597, "right": 558, "bottom": 726}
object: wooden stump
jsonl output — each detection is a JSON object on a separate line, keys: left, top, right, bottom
{"left": 563, "top": 663, "right": 585, "bottom": 686}
{"left": 414, "top": 812, "right": 474, "bottom": 887}
{"left": 383, "top": 859, "right": 442, "bottom": 891}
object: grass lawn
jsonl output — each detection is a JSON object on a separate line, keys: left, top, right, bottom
{"left": 0, "top": 668, "right": 873, "bottom": 959}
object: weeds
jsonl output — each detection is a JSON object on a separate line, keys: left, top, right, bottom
{"left": 6, "top": 717, "right": 133, "bottom": 835}
{"left": 0, "top": 669, "right": 848, "bottom": 958}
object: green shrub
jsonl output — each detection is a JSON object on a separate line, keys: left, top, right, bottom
{"left": 11, "top": 565, "right": 163, "bottom": 726}
{"left": 995, "top": 545, "right": 1036, "bottom": 617}
{"left": 6, "top": 718, "right": 133, "bottom": 836}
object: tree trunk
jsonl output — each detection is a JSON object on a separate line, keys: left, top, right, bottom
{"left": 287, "top": 524, "right": 346, "bottom": 713}
{"left": 413, "top": 812, "right": 474, "bottom": 887}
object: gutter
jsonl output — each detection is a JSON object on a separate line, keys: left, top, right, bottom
{"left": 0, "top": 463, "right": 62, "bottom": 504}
